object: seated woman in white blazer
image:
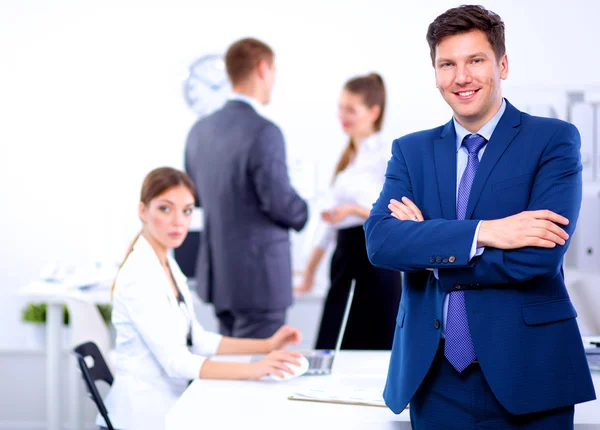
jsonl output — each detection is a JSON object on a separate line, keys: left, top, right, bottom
{"left": 97, "top": 167, "right": 302, "bottom": 430}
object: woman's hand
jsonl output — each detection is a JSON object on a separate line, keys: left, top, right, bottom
{"left": 388, "top": 197, "right": 424, "bottom": 221}
{"left": 321, "top": 204, "right": 354, "bottom": 223}
{"left": 247, "top": 350, "right": 302, "bottom": 380}
{"left": 268, "top": 325, "right": 302, "bottom": 351}
{"left": 294, "top": 272, "right": 315, "bottom": 295}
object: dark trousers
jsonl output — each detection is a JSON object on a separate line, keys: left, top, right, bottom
{"left": 315, "top": 226, "right": 401, "bottom": 350}
{"left": 410, "top": 340, "right": 575, "bottom": 429}
{"left": 215, "top": 308, "right": 286, "bottom": 339}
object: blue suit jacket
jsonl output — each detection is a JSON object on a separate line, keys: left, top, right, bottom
{"left": 365, "top": 100, "right": 596, "bottom": 415}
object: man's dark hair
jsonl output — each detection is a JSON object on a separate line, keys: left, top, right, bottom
{"left": 225, "top": 38, "right": 274, "bottom": 86}
{"left": 426, "top": 5, "right": 505, "bottom": 65}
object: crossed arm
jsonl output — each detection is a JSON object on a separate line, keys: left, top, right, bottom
{"left": 365, "top": 122, "right": 582, "bottom": 287}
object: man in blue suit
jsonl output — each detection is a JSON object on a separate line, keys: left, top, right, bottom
{"left": 365, "top": 5, "right": 596, "bottom": 429}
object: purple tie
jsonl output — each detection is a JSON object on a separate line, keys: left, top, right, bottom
{"left": 445, "top": 133, "right": 487, "bottom": 372}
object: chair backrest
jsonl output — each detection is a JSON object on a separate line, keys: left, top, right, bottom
{"left": 174, "top": 231, "right": 200, "bottom": 278}
{"left": 74, "top": 341, "right": 114, "bottom": 430}
{"left": 66, "top": 295, "right": 112, "bottom": 368}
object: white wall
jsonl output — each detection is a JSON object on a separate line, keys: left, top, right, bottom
{"left": 2, "top": 0, "right": 600, "bottom": 349}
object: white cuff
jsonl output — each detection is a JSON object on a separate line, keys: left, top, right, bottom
{"left": 470, "top": 221, "right": 485, "bottom": 260}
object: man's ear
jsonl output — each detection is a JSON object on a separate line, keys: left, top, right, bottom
{"left": 256, "top": 59, "right": 269, "bottom": 79}
{"left": 500, "top": 54, "right": 509, "bottom": 80}
{"left": 138, "top": 201, "right": 146, "bottom": 223}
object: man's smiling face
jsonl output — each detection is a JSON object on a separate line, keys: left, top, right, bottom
{"left": 434, "top": 29, "right": 508, "bottom": 132}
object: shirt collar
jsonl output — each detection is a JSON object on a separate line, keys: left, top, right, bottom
{"left": 229, "top": 92, "right": 264, "bottom": 115}
{"left": 453, "top": 98, "right": 506, "bottom": 152}
{"left": 358, "top": 132, "right": 381, "bottom": 151}
{"left": 134, "top": 233, "right": 186, "bottom": 283}
{"left": 133, "top": 233, "right": 162, "bottom": 265}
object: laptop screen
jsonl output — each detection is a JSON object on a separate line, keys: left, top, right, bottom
{"left": 329, "top": 279, "right": 356, "bottom": 372}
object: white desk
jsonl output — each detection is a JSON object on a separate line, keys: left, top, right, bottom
{"left": 166, "top": 351, "right": 600, "bottom": 430}
{"left": 17, "top": 280, "right": 325, "bottom": 430}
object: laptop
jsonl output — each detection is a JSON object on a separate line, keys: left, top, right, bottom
{"left": 585, "top": 339, "right": 600, "bottom": 371}
{"left": 303, "top": 279, "right": 356, "bottom": 375}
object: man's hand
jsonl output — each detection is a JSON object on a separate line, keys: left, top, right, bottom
{"left": 388, "top": 197, "right": 424, "bottom": 221}
{"left": 478, "top": 210, "right": 569, "bottom": 249}
{"left": 268, "top": 325, "right": 302, "bottom": 351}
{"left": 388, "top": 197, "right": 432, "bottom": 271}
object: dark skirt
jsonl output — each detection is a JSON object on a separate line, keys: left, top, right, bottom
{"left": 315, "top": 225, "right": 402, "bottom": 350}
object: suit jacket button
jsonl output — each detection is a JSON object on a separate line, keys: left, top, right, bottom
{"left": 436, "top": 257, "right": 442, "bottom": 263}
{"left": 454, "top": 284, "right": 461, "bottom": 289}
{"left": 449, "top": 256, "right": 456, "bottom": 263}
{"left": 434, "top": 319, "right": 440, "bottom": 329}
{"left": 442, "top": 258, "right": 449, "bottom": 264}
{"left": 429, "top": 257, "right": 435, "bottom": 263}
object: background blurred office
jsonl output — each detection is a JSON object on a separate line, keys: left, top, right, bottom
{"left": 2, "top": 0, "right": 600, "bottom": 428}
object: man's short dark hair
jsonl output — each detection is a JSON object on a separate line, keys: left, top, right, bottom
{"left": 426, "top": 5, "right": 505, "bottom": 65}
{"left": 225, "top": 38, "right": 274, "bottom": 86}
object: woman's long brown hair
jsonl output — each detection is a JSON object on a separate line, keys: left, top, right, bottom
{"left": 333, "top": 73, "right": 386, "bottom": 181}
{"left": 110, "top": 167, "right": 196, "bottom": 298}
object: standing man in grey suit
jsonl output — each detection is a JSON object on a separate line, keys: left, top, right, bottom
{"left": 185, "top": 38, "right": 309, "bottom": 339}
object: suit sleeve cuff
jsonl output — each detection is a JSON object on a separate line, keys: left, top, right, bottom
{"left": 469, "top": 221, "right": 485, "bottom": 260}
{"left": 184, "top": 355, "right": 208, "bottom": 381}
{"left": 192, "top": 329, "right": 223, "bottom": 356}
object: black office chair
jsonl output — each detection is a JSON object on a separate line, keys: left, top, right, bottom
{"left": 174, "top": 231, "right": 200, "bottom": 278}
{"left": 74, "top": 341, "right": 115, "bottom": 430}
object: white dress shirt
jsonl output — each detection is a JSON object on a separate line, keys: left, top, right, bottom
{"left": 440, "top": 99, "right": 507, "bottom": 336}
{"left": 314, "top": 132, "right": 391, "bottom": 250}
{"left": 96, "top": 234, "right": 222, "bottom": 430}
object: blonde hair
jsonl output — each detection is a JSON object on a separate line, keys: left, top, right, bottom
{"left": 110, "top": 231, "right": 141, "bottom": 298}
{"left": 110, "top": 167, "right": 196, "bottom": 298}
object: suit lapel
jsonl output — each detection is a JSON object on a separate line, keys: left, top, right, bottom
{"left": 136, "top": 235, "right": 179, "bottom": 306}
{"left": 434, "top": 120, "right": 458, "bottom": 220}
{"left": 464, "top": 100, "right": 522, "bottom": 219}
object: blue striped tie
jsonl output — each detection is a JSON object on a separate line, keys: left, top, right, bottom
{"left": 444, "top": 133, "right": 487, "bottom": 372}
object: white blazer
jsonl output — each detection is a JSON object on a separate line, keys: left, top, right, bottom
{"left": 96, "top": 235, "right": 222, "bottom": 430}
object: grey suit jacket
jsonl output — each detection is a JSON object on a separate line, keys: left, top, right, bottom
{"left": 185, "top": 100, "right": 308, "bottom": 311}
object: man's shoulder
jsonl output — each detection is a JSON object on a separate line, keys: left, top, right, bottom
{"left": 520, "top": 111, "right": 562, "bottom": 127}
{"left": 519, "top": 112, "right": 581, "bottom": 145}
{"left": 521, "top": 112, "right": 576, "bottom": 132}
{"left": 191, "top": 101, "right": 279, "bottom": 133}
{"left": 186, "top": 103, "right": 282, "bottom": 150}
{"left": 393, "top": 124, "right": 447, "bottom": 148}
